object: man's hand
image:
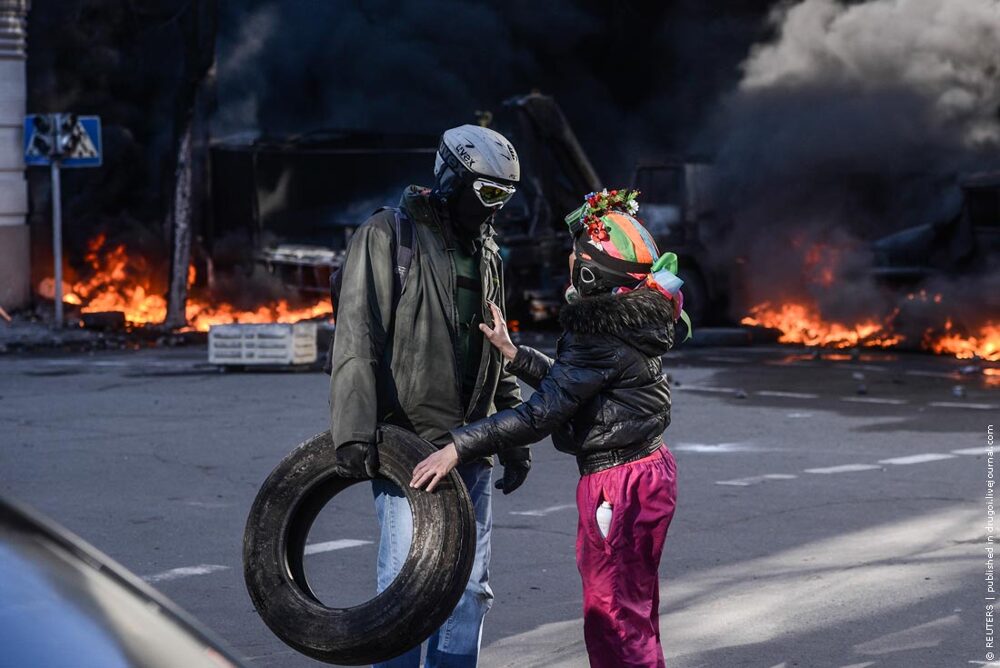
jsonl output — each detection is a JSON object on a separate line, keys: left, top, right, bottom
{"left": 333, "top": 441, "right": 379, "bottom": 479}
{"left": 410, "top": 443, "right": 460, "bottom": 493}
{"left": 496, "top": 447, "right": 531, "bottom": 495}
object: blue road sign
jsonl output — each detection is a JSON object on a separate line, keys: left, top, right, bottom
{"left": 24, "top": 114, "right": 102, "bottom": 168}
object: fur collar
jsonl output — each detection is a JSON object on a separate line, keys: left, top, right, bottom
{"left": 559, "top": 288, "right": 674, "bottom": 335}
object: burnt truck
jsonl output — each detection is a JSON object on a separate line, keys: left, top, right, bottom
{"left": 872, "top": 171, "right": 1000, "bottom": 283}
{"left": 206, "top": 94, "right": 731, "bottom": 325}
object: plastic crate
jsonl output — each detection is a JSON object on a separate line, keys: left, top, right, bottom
{"left": 208, "top": 322, "right": 318, "bottom": 366}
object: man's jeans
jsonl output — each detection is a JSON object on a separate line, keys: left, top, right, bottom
{"left": 372, "top": 461, "right": 494, "bottom": 668}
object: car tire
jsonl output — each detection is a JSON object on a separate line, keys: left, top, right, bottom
{"left": 243, "top": 425, "right": 476, "bottom": 665}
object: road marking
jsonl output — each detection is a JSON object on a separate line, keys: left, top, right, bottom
{"left": 786, "top": 412, "right": 814, "bottom": 418}
{"left": 303, "top": 539, "right": 372, "bottom": 555}
{"left": 143, "top": 564, "right": 229, "bottom": 583}
{"left": 929, "top": 401, "right": 998, "bottom": 410}
{"left": 841, "top": 396, "right": 908, "bottom": 405}
{"left": 967, "top": 661, "right": 1000, "bottom": 666}
{"left": 716, "top": 474, "right": 797, "bottom": 487}
{"left": 838, "top": 663, "right": 877, "bottom": 668}
{"left": 878, "top": 453, "right": 957, "bottom": 465}
{"left": 756, "top": 390, "right": 819, "bottom": 399}
{"left": 673, "top": 442, "right": 759, "bottom": 453}
{"left": 142, "top": 541, "right": 372, "bottom": 583}
{"left": 676, "top": 385, "right": 739, "bottom": 394}
{"left": 510, "top": 503, "right": 576, "bottom": 517}
{"left": 953, "top": 447, "right": 987, "bottom": 455}
{"left": 906, "top": 370, "right": 955, "bottom": 378}
{"left": 805, "top": 464, "right": 883, "bottom": 474}
{"left": 840, "top": 364, "right": 887, "bottom": 372}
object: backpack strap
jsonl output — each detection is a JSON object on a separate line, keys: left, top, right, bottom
{"left": 392, "top": 209, "right": 414, "bottom": 295}
{"left": 369, "top": 205, "right": 415, "bottom": 294}
{"left": 324, "top": 207, "right": 414, "bottom": 374}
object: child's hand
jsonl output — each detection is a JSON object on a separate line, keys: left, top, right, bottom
{"left": 410, "top": 443, "right": 460, "bottom": 492}
{"left": 481, "top": 301, "right": 517, "bottom": 361}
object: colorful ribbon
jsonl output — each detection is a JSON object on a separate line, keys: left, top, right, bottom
{"left": 645, "top": 252, "right": 693, "bottom": 341}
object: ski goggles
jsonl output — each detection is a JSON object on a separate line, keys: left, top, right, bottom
{"left": 472, "top": 179, "right": 516, "bottom": 208}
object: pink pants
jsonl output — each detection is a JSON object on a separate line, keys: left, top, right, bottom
{"left": 575, "top": 445, "right": 678, "bottom": 668}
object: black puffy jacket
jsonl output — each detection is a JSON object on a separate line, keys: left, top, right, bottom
{"left": 450, "top": 288, "right": 674, "bottom": 474}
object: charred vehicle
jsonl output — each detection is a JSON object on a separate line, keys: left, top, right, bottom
{"left": 208, "top": 130, "right": 436, "bottom": 294}
{"left": 0, "top": 496, "right": 246, "bottom": 667}
{"left": 872, "top": 171, "right": 1000, "bottom": 283}
{"left": 205, "top": 94, "right": 732, "bottom": 325}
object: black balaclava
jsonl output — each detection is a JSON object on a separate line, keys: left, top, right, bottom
{"left": 433, "top": 163, "right": 494, "bottom": 236}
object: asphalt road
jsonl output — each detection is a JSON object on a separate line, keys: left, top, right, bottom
{"left": 0, "top": 341, "right": 995, "bottom": 667}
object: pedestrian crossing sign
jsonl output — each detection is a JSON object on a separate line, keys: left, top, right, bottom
{"left": 24, "top": 114, "right": 102, "bottom": 168}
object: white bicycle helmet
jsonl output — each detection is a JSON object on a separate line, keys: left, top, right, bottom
{"left": 434, "top": 124, "right": 520, "bottom": 185}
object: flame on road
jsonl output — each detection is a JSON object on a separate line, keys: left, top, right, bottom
{"left": 743, "top": 301, "right": 999, "bottom": 361}
{"left": 923, "top": 320, "right": 999, "bottom": 361}
{"left": 741, "top": 302, "right": 903, "bottom": 349}
{"left": 37, "top": 234, "right": 331, "bottom": 332}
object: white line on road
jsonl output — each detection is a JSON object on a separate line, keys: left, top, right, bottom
{"left": 675, "top": 385, "right": 739, "bottom": 394}
{"left": 756, "top": 390, "right": 819, "bottom": 399}
{"left": 510, "top": 504, "right": 576, "bottom": 517}
{"left": 142, "top": 540, "right": 372, "bottom": 583}
{"left": 839, "top": 364, "right": 887, "bottom": 372}
{"left": 953, "top": 447, "right": 987, "bottom": 456}
{"left": 878, "top": 453, "right": 957, "bottom": 465}
{"left": 841, "top": 396, "right": 908, "bottom": 405}
{"left": 804, "top": 464, "right": 883, "bottom": 474}
{"left": 716, "top": 474, "right": 797, "bottom": 487}
{"left": 906, "top": 369, "right": 956, "bottom": 378}
{"left": 673, "top": 442, "right": 758, "bottom": 453}
{"left": 303, "top": 539, "right": 373, "bottom": 555}
{"left": 929, "top": 401, "right": 998, "bottom": 410}
{"left": 143, "top": 564, "right": 229, "bottom": 583}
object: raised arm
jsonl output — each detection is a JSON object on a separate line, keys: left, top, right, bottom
{"left": 450, "top": 333, "right": 617, "bottom": 462}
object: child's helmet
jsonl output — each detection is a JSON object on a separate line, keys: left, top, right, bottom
{"left": 565, "top": 190, "right": 659, "bottom": 297}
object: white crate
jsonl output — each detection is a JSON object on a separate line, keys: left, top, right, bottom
{"left": 208, "top": 322, "right": 318, "bottom": 366}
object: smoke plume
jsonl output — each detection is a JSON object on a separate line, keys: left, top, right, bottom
{"left": 713, "top": 0, "right": 1000, "bottom": 333}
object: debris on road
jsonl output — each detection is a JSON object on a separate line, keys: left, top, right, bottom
{"left": 80, "top": 311, "right": 126, "bottom": 331}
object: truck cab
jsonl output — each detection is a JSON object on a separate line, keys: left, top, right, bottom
{"left": 630, "top": 161, "right": 732, "bottom": 325}
{"left": 872, "top": 171, "right": 1000, "bottom": 283}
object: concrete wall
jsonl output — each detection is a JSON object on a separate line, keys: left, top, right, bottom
{"left": 0, "top": 1, "right": 30, "bottom": 310}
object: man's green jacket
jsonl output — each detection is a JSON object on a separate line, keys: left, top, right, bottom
{"left": 329, "top": 186, "right": 525, "bottom": 460}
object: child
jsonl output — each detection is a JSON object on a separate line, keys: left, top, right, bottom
{"left": 411, "top": 189, "right": 683, "bottom": 668}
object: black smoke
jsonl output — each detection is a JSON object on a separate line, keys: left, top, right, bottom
{"left": 213, "top": 0, "right": 775, "bottom": 180}
{"left": 28, "top": 0, "right": 777, "bottom": 306}
{"left": 708, "top": 0, "right": 1000, "bottom": 337}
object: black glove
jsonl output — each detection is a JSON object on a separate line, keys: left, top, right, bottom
{"left": 495, "top": 447, "right": 531, "bottom": 495}
{"left": 333, "top": 441, "right": 379, "bottom": 479}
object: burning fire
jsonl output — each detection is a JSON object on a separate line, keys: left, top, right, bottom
{"left": 740, "top": 240, "right": 998, "bottom": 361}
{"left": 743, "top": 302, "right": 999, "bottom": 361}
{"left": 923, "top": 319, "right": 1000, "bottom": 361}
{"left": 38, "top": 234, "right": 331, "bottom": 332}
{"left": 741, "top": 302, "right": 903, "bottom": 349}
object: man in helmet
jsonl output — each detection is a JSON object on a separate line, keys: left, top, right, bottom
{"left": 328, "top": 124, "right": 530, "bottom": 667}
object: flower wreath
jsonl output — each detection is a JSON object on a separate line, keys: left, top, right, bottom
{"left": 573, "top": 188, "right": 641, "bottom": 243}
